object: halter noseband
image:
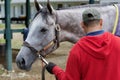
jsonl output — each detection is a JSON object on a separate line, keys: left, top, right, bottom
{"left": 23, "top": 24, "right": 61, "bottom": 57}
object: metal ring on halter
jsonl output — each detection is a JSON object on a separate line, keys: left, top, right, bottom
{"left": 55, "top": 24, "right": 61, "bottom": 31}
{"left": 38, "top": 54, "right": 48, "bottom": 65}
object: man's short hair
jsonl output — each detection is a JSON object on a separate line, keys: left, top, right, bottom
{"left": 83, "top": 19, "right": 101, "bottom": 27}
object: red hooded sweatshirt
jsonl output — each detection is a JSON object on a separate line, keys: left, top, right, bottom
{"left": 52, "top": 32, "right": 120, "bottom": 80}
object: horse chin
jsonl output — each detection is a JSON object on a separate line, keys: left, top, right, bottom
{"left": 17, "top": 63, "right": 32, "bottom": 71}
{"left": 22, "top": 64, "right": 32, "bottom": 71}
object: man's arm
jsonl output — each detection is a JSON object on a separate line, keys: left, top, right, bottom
{"left": 46, "top": 43, "right": 81, "bottom": 80}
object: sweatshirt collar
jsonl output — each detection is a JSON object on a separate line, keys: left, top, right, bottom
{"left": 86, "top": 30, "right": 104, "bottom": 36}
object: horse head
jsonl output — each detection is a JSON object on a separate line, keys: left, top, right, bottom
{"left": 16, "top": 0, "right": 60, "bottom": 70}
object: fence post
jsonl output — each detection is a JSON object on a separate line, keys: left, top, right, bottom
{"left": 4, "top": 0, "right": 12, "bottom": 71}
{"left": 26, "top": 0, "right": 31, "bottom": 28}
{"left": 89, "top": 0, "right": 95, "bottom": 4}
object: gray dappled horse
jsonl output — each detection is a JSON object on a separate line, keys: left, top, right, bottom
{"left": 16, "top": 0, "right": 117, "bottom": 70}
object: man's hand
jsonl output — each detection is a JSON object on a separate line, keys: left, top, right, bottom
{"left": 46, "top": 62, "right": 56, "bottom": 74}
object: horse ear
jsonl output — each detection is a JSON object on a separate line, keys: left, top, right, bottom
{"left": 34, "top": 0, "right": 43, "bottom": 11}
{"left": 47, "top": 0, "right": 55, "bottom": 14}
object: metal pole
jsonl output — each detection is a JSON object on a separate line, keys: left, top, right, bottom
{"left": 89, "top": 0, "right": 95, "bottom": 4}
{"left": 4, "top": 0, "right": 12, "bottom": 71}
{"left": 26, "top": 0, "right": 31, "bottom": 28}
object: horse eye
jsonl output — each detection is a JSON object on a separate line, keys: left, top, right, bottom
{"left": 40, "top": 28, "right": 47, "bottom": 33}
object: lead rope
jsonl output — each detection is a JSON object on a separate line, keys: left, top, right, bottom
{"left": 39, "top": 55, "right": 48, "bottom": 80}
{"left": 41, "top": 61, "right": 45, "bottom": 80}
{"left": 41, "top": 64, "right": 58, "bottom": 80}
{"left": 39, "top": 54, "right": 58, "bottom": 80}
{"left": 112, "top": 4, "right": 119, "bottom": 34}
{"left": 41, "top": 64, "right": 47, "bottom": 80}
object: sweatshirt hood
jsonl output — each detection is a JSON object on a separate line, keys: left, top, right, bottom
{"left": 78, "top": 32, "right": 113, "bottom": 59}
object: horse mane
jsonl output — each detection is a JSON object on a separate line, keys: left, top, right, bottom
{"left": 58, "top": 3, "right": 120, "bottom": 10}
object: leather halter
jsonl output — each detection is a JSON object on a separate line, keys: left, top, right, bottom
{"left": 23, "top": 24, "right": 61, "bottom": 57}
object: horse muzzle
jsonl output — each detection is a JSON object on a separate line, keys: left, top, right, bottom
{"left": 16, "top": 46, "right": 37, "bottom": 71}
{"left": 16, "top": 56, "right": 31, "bottom": 71}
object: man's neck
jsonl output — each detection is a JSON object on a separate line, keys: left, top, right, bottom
{"left": 86, "top": 26, "right": 102, "bottom": 34}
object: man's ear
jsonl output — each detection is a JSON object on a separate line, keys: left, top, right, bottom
{"left": 81, "top": 22, "right": 87, "bottom": 33}
{"left": 80, "top": 22, "right": 85, "bottom": 29}
{"left": 100, "top": 19, "right": 103, "bottom": 26}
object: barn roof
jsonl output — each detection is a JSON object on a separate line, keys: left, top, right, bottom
{"left": 0, "top": 0, "right": 100, "bottom": 4}
{"left": 10, "top": 0, "right": 92, "bottom": 3}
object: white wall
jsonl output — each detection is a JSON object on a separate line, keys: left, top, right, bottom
{"left": 100, "top": 0, "right": 120, "bottom": 4}
{"left": 1, "top": 4, "right": 4, "bottom": 18}
{"left": 0, "top": 0, "right": 100, "bottom": 20}
{"left": 0, "top": 3, "right": 26, "bottom": 18}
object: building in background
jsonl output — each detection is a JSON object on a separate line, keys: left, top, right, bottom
{"left": 0, "top": 0, "right": 99, "bottom": 21}
{"left": 100, "top": 0, "right": 120, "bottom": 4}
{"left": 0, "top": 0, "right": 120, "bottom": 22}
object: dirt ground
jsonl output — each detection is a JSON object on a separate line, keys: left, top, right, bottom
{"left": 0, "top": 42, "right": 73, "bottom": 80}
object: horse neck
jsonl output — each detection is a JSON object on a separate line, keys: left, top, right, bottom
{"left": 56, "top": 9, "right": 85, "bottom": 43}
{"left": 56, "top": 5, "right": 116, "bottom": 43}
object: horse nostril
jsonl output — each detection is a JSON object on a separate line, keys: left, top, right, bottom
{"left": 16, "top": 57, "right": 26, "bottom": 69}
{"left": 21, "top": 58, "right": 25, "bottom": 65}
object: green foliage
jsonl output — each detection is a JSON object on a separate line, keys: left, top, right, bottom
{"left": 0, "top": 24, "right": 5, "bottom": 29}
{"left": 0, "top": 24, "right": 25, "bottom": 49}
{"left": 0, "top": 69, "right": 4, "bottom": 75}
{"left": 0, "top": 38, "right": 5, "bottom": 43}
